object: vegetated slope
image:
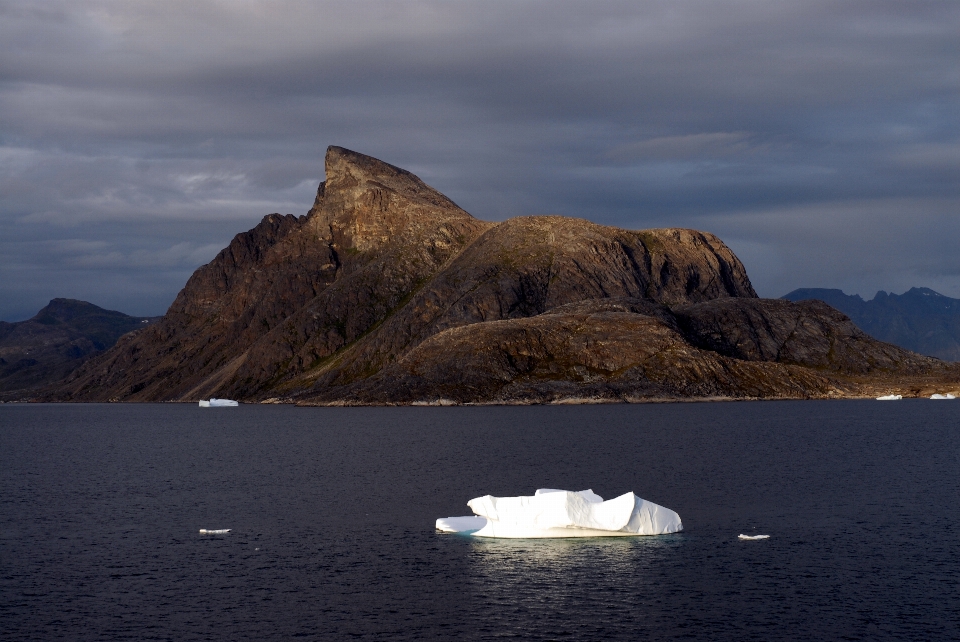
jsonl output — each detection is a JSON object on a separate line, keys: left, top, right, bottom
{"left": 782, "top": 287, "right": 960, "bottom": 361}
{"left": 0, "top": 299, "right": 158, "bottom": 398}
{"left": 53, "top": 147, "right": 958, "bottom": 404}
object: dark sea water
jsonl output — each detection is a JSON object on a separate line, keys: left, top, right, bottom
{"left": 1, "top": 401, "right": 958, "bottom": 641}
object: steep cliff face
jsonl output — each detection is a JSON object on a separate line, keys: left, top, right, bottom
{"left": 52, "top": 147, "right": 958, "bottom": 404}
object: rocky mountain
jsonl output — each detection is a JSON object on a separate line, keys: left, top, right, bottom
{"left": 782, "top": 287, "right": 960, "bottom": 361}
{"left": 0, "top": 299, "right": 158, "bottom": 399}
{"left": 51, "top": 147, "right": 959, "bottom": 404}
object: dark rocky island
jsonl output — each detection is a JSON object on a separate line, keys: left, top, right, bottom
{"left": 49, "top": 147, "right": 960, "bottom": 404}
{"left": 1, "top": 299, "right": 158, "bottom": 399}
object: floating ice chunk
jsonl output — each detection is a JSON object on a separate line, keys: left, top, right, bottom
{"left": 435, "top": 516, "right": 487, "bottom": 533}
{"left": 437, "top": 489, "right": 682, "bottom": 538}
{"left": 930, "top": 393, "right": 956, "bottom": 400}
{"left": 738, "top": 534, "right": 770, "bottom": 540}
{"left": 199, "top": 398, "right": 239, "bottom": 407}
{"left": 876, "top": 394, "right": 902, "bottom": 401}
{"left": 199, "top": 529, "right": 231, "bottom": 534}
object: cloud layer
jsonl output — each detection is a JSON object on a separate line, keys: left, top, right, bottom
{"left": 2, "top": 0, "right": 958, "bottom": 319}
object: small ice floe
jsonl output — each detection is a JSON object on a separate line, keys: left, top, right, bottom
{"left": 876, "top": 394, "right": 902, "bottom": 401}
{"left": 436, "top": 488, "right": 683, "bottom": 538}
{"left": 199, "top": 529, "right": 231, "bottom": 534}
{"left": 930, "top": 393, "right": 956, "bottom": 400}
{"left": 738, "top": 534, "right": 770, "bottom": 540}
{"left": 199, "top": 398, "right": 239, "bottom": 407}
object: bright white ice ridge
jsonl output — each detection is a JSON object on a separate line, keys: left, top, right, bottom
{"left": 436, "top": 489, "right": 683, "bottom": 538}
{"left": 930, "top": 393, "right": 956, "bottom": 400}
{"left": 876, "top": 394, "right": 902, "bottom": 401}
{"left": 199, "top": 398, "right": 239, "bottom": 407}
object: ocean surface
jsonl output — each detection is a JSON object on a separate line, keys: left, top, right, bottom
{"left": 1, "top": 401, "right": 958, "bottom": 640}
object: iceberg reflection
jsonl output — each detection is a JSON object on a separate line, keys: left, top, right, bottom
{"left": 467, "top": 535, "right": 680, "bottom": 582}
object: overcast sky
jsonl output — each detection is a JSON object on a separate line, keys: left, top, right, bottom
{"left": 2, "top": 0, "right": 958, "bottom": 320}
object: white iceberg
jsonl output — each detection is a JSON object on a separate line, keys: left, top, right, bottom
{"left": 436, "top": 488, "right": 682, "bottom": 538}
{"left": 930, "top": 393, "right": 956, "bottom": 400}
{"left": 876, "top": 394, "right": 902, "bottom": 401}
{"left": 199, "top": 528, "right": 231, "bottom": 534}
{"left": 199, "top": 398, "right": 239, "bottom": 407}
{"left": 738, "top": 534, "right": 770, "bottom": 540}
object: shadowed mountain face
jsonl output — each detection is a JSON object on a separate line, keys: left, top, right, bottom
{"left": 782, "top": 288, "right": 960, "bottom": 361}
{"left": 51, "top": 147, "right": 958, "bottom": 404}
{"left": 0, "top": 299, "right": 158, "bottom": 398}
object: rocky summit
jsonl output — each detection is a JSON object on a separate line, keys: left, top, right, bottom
{"left": 52, "top": 147, "right": 960, "bottom": 404}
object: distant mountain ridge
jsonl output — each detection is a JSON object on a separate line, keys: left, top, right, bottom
{"left": 0, "top": 299, "right": 159, "bottom": 398}
{"left": 782, "top": 287, "right": 960, "bottom": 361}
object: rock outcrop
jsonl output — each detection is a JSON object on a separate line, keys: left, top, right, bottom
{"left": 51, "top": 147, "right": 960, "bottom": 404}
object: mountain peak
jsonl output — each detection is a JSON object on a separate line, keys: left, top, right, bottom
{"left": 33, "top": 298, "right": 122, "bottom": 324}
{"left": 325, "top": 146, "right": 416, "bottom": 183}
{"left": 320, "top": 146, "right": 467, "bottom": 215}
{"left": 302, "top": 146, "right": 481, "bottom": 256}
{"left": 781, "top": 288, "right": 865, "bottom": 305}
{"left": 903, "top": 287, "right": 946, "bottom": 298}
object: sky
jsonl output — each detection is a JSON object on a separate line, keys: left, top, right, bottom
{"left": 2, "top": 0, "right": 958, "bottom": 321}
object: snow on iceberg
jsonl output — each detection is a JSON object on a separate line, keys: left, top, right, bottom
{"left": 930, "top": 393, "right": 956, "bottom": 400}
{"left": 876, "top": 394, "right": 902, "bottom": 401}
{"left": 199, "top": 398, "right": 239, "bottom": 407}
{"left": 436, "top": 488, "right": 682, "bottom": 538}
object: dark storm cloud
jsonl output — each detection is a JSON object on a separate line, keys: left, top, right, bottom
{"left": 1, "top": 0, "right": 958, "bottom": 320}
